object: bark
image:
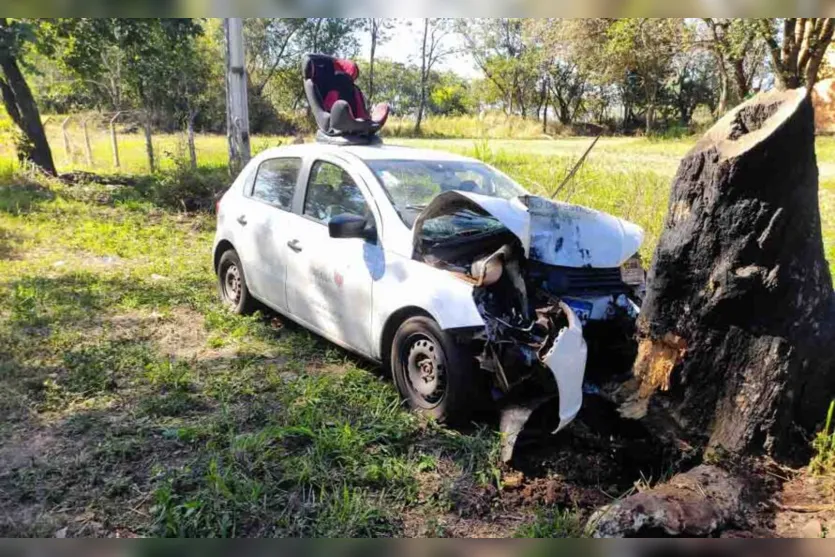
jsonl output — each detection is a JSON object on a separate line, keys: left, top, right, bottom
{"left": 0, "top": 43, "right": 56, "bottom": 175}
{"left": 368, "top": 21, "right": 377, "bottom": 104}
{"left": 760, "top": 18, "right": 835, "bottom": 91}
{"left": 143, "top": 112, "right": 155, "bottom": 173}
{"left": 589, "top": 465, "right": 749, "bottom": 537}
{"left": 187, "top": 110, "right": 198, "bottom": 170}
{"left": 415, "top": 19, "right": 429, "bottom": 135}
{"left": 618, "top": 89, "right": 835, "bottom": 459}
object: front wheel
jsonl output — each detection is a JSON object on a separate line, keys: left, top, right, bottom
{"left": 390, "top": 316, "right": 480, "bottom": 425}
{"left": 217, "top": 249, "right": 257, "bottom": 315}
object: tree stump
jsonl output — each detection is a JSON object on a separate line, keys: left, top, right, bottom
{"left": 619, "top": 88, "right": 835, "bottom": 458}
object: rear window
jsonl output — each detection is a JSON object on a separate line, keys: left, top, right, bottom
{"left": 250, "top": 157, "right": 301, "bottom": 210}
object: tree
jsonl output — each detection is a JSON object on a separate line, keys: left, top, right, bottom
{"left": 357, "top": 58, "right": 421, "bottom": 116}
{"left": 623, "top": 89, "right": 835, "bottom": 460}
{"left": 702, "top": 18, "right": 765, "bottom": 115}
{"left": 416, "top": 18, "right": 454, "bottom": 134}
{"left": 758, "top": 18, "right": 835, "bottom": 90}
{"left": 525, "top": 19, "right": 591, "bottom": 127}
{"left": 363, "top": 18, "right": 394, "bottom": 103}
{"left": 0, "top": 18, "right": 55, "bottom": 175}
{"left": 605, "top": 19, "right": 687, "bottom": 133}
{"left": 429, "top": 72, "right": 474, "bottom": 116}
{"left": 666, "top": 49, "right": 718, "bottom": 126}
{"left": 458, "top": 19, "right": 542, "bottom": 118}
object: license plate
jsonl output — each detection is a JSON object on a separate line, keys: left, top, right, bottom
{"left": 565, "top": 299, "right": 593, "bottom": 324}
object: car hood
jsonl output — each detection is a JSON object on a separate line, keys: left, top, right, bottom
{"left": 413, "top": 191, "right": 644, "bottom": 268}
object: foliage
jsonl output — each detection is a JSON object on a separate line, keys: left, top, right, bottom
{"left": 514, "top": 508, "right": 586, "bottom": 537}
{"left": 757, "top": 18, "right": 835, "bottom": 90}
{"left": 811, "top": 401, "right": 835, "bottom": 475}
{"left": 459, "top": 19, "right": 543, "bottom": 118}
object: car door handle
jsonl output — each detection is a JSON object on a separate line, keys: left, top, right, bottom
{"left": 287, "top": 239, "right": 303, "bottom": 253}
{"left": 236, "top": 215, "right": 248, "bottom": 226}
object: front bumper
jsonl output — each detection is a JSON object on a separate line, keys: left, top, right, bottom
{"left": 541, "top": 301, "right": 588, "bottom": 433}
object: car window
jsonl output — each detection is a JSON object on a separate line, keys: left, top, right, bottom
{"left": 367, "top": 159, "right": 527, "bottom": 227}
{"left": 250, "top": 157, "right": 301, "bottom": 210}
{"left": 303, "top": 160, "right": 372, "bottom": 224}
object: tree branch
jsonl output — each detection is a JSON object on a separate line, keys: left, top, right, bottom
{"left": 759, "top": 19, "right": 787, "bottom": 89}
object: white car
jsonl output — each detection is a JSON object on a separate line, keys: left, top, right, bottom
{"left": 213, "top": 142, "right": 645, "bottom": 438}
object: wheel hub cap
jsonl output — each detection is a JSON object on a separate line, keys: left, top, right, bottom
{"left": 407, "top": 338, "right": 445, "bottom": 400}
{"left": 225, "top": 265, "right": 241, "bottom": 304}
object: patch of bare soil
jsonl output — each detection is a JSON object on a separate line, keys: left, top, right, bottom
{"left": 772, "top": 472, "right": 835, "bottom": 538}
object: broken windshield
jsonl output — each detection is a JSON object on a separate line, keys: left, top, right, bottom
{"left": 366, "top": 159, "right": 527, "bottom": 228}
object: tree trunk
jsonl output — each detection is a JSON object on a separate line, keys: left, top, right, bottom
{"left": 143, "top": 112, "right": 155, "bottom": 173}
{"left": 589, "top": 465, "right": 750, "bottom": 537}
{"left": 732, "top": 58, "right": 750, "bottom": 101}
{"left": 369, "top": 25, "right": 377, "bottom": 104}
{"left": 187, "top": 110, "right": 198, "bottom": 170}
{"left": 415, "top": 19, "right": 428, "bottom": 135}
{"left": 618, "top": 89, "right": 835, "bottom": 459}
{"left": 0, "top": 48, "right": 56, "bottom": 175}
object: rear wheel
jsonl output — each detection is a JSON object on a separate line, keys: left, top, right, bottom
{"left": 391, "top": 316, "right": 480, "bottom": 425}
{"left": 217, "top": 249, "right": 257, "bottom": 315}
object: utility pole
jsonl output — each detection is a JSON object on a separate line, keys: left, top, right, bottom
{"left": 225, "top": 18, "right": 250, "bottom": 174}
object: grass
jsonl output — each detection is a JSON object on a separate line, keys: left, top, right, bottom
{"left": 1, "top": 127, "right": 834, "bottom": 537}
{"left": 812, "top": 401, "right": 835, "bottom": 476}
{"left": 0, "top": 173, "right": 510, "bottom": 536}
{"left": 514, "top": 507, "right": 586, "bottom": 538}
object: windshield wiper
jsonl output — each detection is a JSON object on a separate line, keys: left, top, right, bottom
{"left": 405, "top": 204, "right": 428, "bottom": 211}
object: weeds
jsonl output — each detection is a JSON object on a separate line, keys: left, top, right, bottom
{"left": 811, "top": 401, "right": 835, "bottom": 475}
{"left": 514, "top": 507, "right": 586, "bottom": 538}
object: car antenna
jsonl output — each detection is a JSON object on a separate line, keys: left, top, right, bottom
{"left": 550, "top": 134, "right": 601, "bottom": 200}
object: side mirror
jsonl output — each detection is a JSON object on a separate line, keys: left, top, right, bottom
{"left": 329, "top": 213, "right": 377, "bottom": 242}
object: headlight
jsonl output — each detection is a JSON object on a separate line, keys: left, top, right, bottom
{"left": 620, "top": 255, "right": 646, "bottom": 286}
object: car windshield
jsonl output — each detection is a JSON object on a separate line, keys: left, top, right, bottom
{"left": 366, "top": 159, "right": 528, "bottom": 229}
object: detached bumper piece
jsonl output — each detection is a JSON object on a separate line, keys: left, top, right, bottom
{"left": 497, "top": 302, "right": 588, "bottom": 462}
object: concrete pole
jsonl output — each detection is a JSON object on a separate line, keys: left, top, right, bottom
{"left": 224, "top": 18, "right": 251, "bottom": 175}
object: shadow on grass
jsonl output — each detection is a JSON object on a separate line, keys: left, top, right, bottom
{"left": 110, "top": 165, "right": 230, "bottom": 213}
{"left": 0, "top": 182, "right": 55, "bottom": 215}
{"left": 0, "top": 225, "right": 24, "bottom": 260}
{"left": 0, "top": 268, "right": 510, "bottom": 537}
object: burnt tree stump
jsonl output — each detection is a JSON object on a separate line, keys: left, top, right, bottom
{"left": 619, "top": 88, "right": 835, "bottom": 458}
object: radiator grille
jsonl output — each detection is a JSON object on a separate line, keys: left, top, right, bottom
{"left": 537, "top": 265, "right": 627, "bottom": 295}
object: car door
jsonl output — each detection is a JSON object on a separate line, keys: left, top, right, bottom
{"left": 235, "top": 156, "right": 302, "bottom": 311}
{"left": 285, "top": 157, "right": 382, "bottom": 357}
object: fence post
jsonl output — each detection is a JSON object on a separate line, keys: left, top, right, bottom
{"left": 109, "top": 111, "right": 122, "bottom": 168}
{"left": 143, "top": 110, "right": 155, "bottom": 173}
{"left": 81, "top": 114, "right": 94, "bottom": 167}
{"left": 61, "top": 116, "right": 72, "bottom": 166}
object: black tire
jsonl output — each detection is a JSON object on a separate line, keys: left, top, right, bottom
{"left": 391, "top": 315, "right": 480, "bottom": 425}
{"left": 217, "top": 249, "right": 258, "bottom": 315}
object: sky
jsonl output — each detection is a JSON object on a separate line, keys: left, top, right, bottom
{"left": 355, "top": 19, "right": 483, "bottom": 79}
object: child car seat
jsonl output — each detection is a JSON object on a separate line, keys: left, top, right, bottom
{"left": 303, "top": 54, "right": 389, "bottom": 138}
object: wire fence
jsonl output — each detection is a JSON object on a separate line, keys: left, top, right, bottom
{"left": 42, "top": 111, "right": 213, "bottom": 175}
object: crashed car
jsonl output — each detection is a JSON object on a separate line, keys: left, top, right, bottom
{"left": 213, "top": 142, "right": 645, "bottom": 447}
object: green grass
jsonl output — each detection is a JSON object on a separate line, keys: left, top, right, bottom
{"left": 812, "top": 401, "right": 835, "bottom": 476}
{"left": 0, "top": 174, "right": 509, "bottom": 536}
{"left": 514, "top": 508, "right": 586, "bottom": 538}
{"left": 1, "top": 130, "right": 834, "bottom": 537}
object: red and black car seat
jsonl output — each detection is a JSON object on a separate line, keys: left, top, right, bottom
{"left": 303, "top": 54, "right": 389, "bottom": 137}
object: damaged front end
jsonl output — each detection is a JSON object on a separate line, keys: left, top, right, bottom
{"left": 413, "top": 191, "right": 644, "bottom": 461}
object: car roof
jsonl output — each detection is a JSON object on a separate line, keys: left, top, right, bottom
{"left": 253, "top": 142, "right": 478, "bottom": 165}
